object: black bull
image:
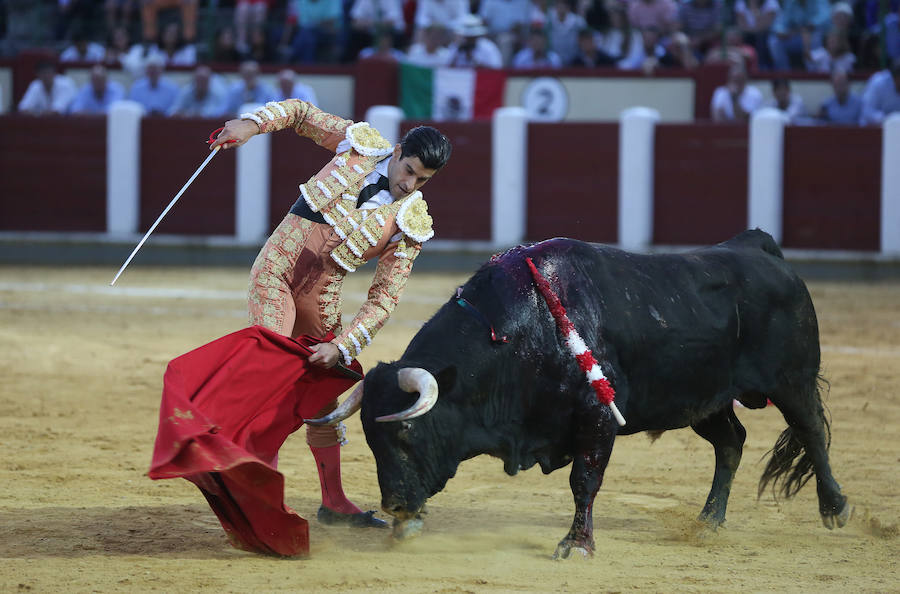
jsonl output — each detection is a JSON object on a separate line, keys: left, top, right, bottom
{"left": 356, "top": 231, "right": 851, "bottom": 557}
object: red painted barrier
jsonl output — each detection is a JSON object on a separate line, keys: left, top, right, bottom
{"left": 782, "top": 126, "right": 881, "bottom": 251}
{"left": 140, "top": 117, "right": 236, "bottom": 235}
{"left": 0, "top": 114, "right": 106, "bottom": 231}
{"left": 401, "top": 120, "right": 493, "bottom": 241}
{"left": 526, "top": 122, "right": 619, "bottom": 243}
{"left": 653, "top": 123, "right": 749, "bottom": 245}
{"left": 269, "top": 130, "right": 334, "bottom": 231}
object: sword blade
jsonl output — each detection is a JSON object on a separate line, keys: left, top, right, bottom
{"left": 110, "top": 146, "right": 221, "bottom": 286}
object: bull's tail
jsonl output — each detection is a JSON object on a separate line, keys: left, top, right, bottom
{"left": 757, "top": 376, "right": 831, "bottom": 500}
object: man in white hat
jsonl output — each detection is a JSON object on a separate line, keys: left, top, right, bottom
{"left": 447, "top": 14, "right": 504, "bottom": 67}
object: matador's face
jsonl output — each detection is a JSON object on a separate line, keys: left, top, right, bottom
{"left": 387, "top": 144, "right": 437, "bottom": 199}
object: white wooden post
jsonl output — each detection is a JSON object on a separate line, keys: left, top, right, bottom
{"left": 236, "top": 132, "right": 271, "bottom": 242}
{"left": 365, "top": 105, "right": 404, "bottom": 145}
{"left": 618, "top": 107, "right": 659, "bottom": 250}
{"left": 491, "top": 107, "right": 528, "bottom": 247}
{"left": 748, "top": 107, "right": 788, "bottom": 242}
{"left": 881, "top": 113, "right": 900, "bottom": 254}
{"left": 106, "top": 100, "right": 145, "bottom": 235}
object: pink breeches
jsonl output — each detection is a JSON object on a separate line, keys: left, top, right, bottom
{"left": 248, "top": 214, "right": 347, "bottom": 448}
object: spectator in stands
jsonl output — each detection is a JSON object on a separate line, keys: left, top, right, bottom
{"left": 413, "top": 0, "right": 468, "bottom": 43}
{"left": 678, "top": 0, "right": 723, "bottom": 60}
{"left": 168, "top": 64, "right": 228, "bottom": 117}
{"left": 128, "top": 54, "right": 179, "bottom": 115}
{"left": 734, "top": 0, "right": 778, "bottom": 70}
{"left": 618, "top": 27, "right": 695, "bottom": 72}
{"left": 104, "top": 25, "right": 136, "bottom": 70}
{"left": 512, "top": 26, "right": 563, "bottom": 67}
{"left": 478, "top": 0, "right": 533, "bottom": 64}
{"left": 818, "top": 67, "right": 862, "bottom": 125}
{"left": 829, "top": 2, "right": 855, "bottom": 41}
{"left": 861, "top": 58, "right": 900, "bottom": 125}
{"left": 768, "top": 0, "right": 830, "bottom": 71}
{"left": 105, "top": 0, "right": 137, "bottom": 36}
{"left": 595, "top": 0, "right": 643, "bottom": 67}
{"left": 546, "top": 0, "right": 587, "bottom": 65}
{"left": 627, "top": 0, "right": 679, "bottom": 36}
{"left": 141, "top": 0, "right": 198, "bottom": 44}
{"left": 211, "top": 26, "right": 243, "bottom": 63}
{"left": 55, "top": 0, "right": 97, "bottom": 41}
{"left": 806, "top": 29, "right": 855, "bottom": 73}
{"left": 584, "top": 0, "right": 611, "bottom": 32}
{"left": 274, "top": 69, "right": 319, "bottom": 104}
{"left": 69, "top": 64, "right": 125, "bottom": 115}
{"left": 447, "top": 14, "right": 504, "bottom": 67}
{"left": 570, "top": 26, "right": 617, "bottom": 66}
{"left": 18, "top": 61, "right": 77, "bottom": 115}
{"left": 528, "top": 0, "right": 549, "bottom": 29}
{"left": 60, "top": 27, "right": 106, "bottom": 63}
{"left": 855, "top": 0, "right": 897, "bottom": 69}
{"left": 245, "top": 21, "right": 277, "bottom": 62}
{"left": 358, "top": 29, "right": 408, "bottom": 61}
{"left": 279, "top": 0, "right": 344, "bottom": 64}
{"left": 234, "top": 0, "right": 270, "bottom": 56}
{"left": 113, "top": 30, "right": 163, "bottom": 77}
{"left": 225, "top": 60, "right": 278, "bottom": 114}
{"left": 704, "top": 26, "right": 758, "bottom": 71}
{"left": 765, "top": 77, "right": 806, "bottom": 122}
{"left": 711, "top": 62, "right": 763, "bottom": 122}
{"left": 156, "top": 21, "right": 198, "bottom": 67}
{"left": 345, "top": 0, "right": 407, "bottom": 62}
{"left": 404, "top": 24, "right": 454, "bottom": 66}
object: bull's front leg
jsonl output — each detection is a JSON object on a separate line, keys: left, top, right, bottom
{"left": 553, "top": 404, "right": 618, "bottom": 560}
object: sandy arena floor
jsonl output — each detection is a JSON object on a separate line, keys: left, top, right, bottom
{"left": 0, "top": 264, "right": 897, "bottom": 593}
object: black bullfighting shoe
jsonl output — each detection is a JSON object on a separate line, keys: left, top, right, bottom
{"left": 317, "top": 505, "right": 389, "bottom": 528}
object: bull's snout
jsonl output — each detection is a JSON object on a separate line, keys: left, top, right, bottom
{"left": 382, "top": 496, "right": 426, "bottom": 540}
{"left": 381, "top": 496, "right": 415, "bottom": 520}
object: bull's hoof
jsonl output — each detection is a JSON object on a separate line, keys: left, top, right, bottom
{"left": 697, "top": 510, "right": 725, "bottom": 530}
{"left": 821, "top": 499, "right": 853, "bottom": 530}
{"left": 391, "top": 516, "right": 424, "bottom": 540}
{"left": 552, "top": 539, "right": 594, "bottom": 560}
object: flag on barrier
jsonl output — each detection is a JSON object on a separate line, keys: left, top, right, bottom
{"left": 399, "top": 63, "right": 506, "bottom": 121}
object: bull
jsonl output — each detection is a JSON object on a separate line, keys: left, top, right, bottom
{"left": 307, "top": 230, "right": 851, "bottom": 559}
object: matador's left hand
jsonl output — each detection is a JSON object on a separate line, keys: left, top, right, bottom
{"left": 308, "top": 342, "right": 339, "bottom": 368}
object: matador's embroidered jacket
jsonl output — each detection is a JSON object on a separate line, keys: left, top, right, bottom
{"left": 242, "top": 99, "right": 435, "bottom": 365}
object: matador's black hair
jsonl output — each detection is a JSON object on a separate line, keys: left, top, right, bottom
{"left": 399, "top": 126, "right": 452, "bottom": 172}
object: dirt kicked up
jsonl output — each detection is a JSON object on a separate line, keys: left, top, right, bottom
{"left": 0, "top": 265, "right": 897, "bottom": 593}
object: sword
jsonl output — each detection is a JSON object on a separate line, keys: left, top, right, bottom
{"left": 110, "top": 128, "right": 232, "bottom": 286}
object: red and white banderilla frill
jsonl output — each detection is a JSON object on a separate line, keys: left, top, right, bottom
{"left": 526, "top": 257, "right": 626, "bottom": 426}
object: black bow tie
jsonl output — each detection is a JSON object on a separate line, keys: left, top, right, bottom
{"left": 356, "top": 175, "right": 390, "bottom": 208}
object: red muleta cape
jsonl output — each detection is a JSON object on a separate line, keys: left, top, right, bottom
{"left": 148, "top": 325, "right": 362, "bottom": 557}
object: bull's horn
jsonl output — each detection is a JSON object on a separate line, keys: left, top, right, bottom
{"left": 375, "top": 368, "right": 438, "bottom": 423}
{"left": 304, "top": 382, "right": 364, "bottom": 426}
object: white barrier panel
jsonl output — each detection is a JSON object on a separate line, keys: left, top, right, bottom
{"left": 491, "top": 107, "right": 528, "bottom": 247}
{"left": 236, "top": 132, "right": 271, "bottom": 243}
{"left": 882, "top": 114, "right": 900, "bottom": 254}
{"left": 107, "top": 100, "right": 145, "bottom": 235}
{"left": 748, "top": 108, "right": 788, "bottom": 243}
{"left": 618, "top": 107, "right": 660, "bottom": 250}
{"left": 365, "top": 105, "right": 404, "bottom": 145}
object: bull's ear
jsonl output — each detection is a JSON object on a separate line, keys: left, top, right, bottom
{"left": 434, "top": 365, "right": 457, "bottom": 395}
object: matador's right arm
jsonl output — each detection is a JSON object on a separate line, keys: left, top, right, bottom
{"left": 240, "top": 99, "right": 353, "bottom": 152}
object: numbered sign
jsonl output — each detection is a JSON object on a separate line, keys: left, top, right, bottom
{"left": 521, "top": 77, "right": 569, "bottom": 122}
